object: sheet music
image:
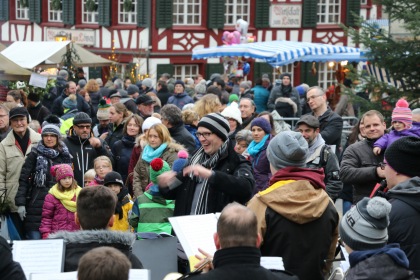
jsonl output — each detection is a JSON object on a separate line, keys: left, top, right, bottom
{"left": 260, "top": 256, "right": 284, "bottom": 270}
{"left": 13, "top": 239, "right": 65, "bottom": 280}
{"left": 30, "top": 269, "right": 150, "bottom": 280}
{"left": 169, "top": 214, "right": 218, "bottom": 258}
{"left": 339, "top": 246, "right": 350, "bottom": 272}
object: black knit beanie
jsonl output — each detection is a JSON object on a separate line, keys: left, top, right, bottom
{"left": 385, "top": 136, "right": 420, "bottom": 177}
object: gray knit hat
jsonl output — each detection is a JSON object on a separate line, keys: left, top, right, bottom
{"left": 73, "top": 112, "right": 92, "bottom": 125}
{"left": 267, "top": 131, "right": 308, "bottom": 170}
{"left": 198, "top": 113, "right": 230, "bottom": 141}
{"left": 41, "top": 124, "right": 61, "bottom": 137}
{"left": 340, "top": 197, "right": 391, "bottom": 251}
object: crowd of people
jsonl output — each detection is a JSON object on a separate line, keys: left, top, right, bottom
{"left": 0, "top": 70, "right": 419, "bottom": 280}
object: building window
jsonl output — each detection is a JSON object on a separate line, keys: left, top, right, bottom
{"left": 361, "top": 0, "right": 367, "bottom": 4}
{"left": 15, "top": 0, "right": 29, "bottom": 20}
{"left": 173, "top": 0, "right": 201, "bottom": 25}
{"left": 225, "top": 0, "right": 249, "bottom": 25}
{"left": 173, "top": 65, "right": 199, "bottom": 81}
{"left": 48, "top": 0, "right": 63, "bottom": 22}
{"left": 82, "top": 0, "right": 99, "bottom": 24}
{"left": 317, "top": 62, "right": 336, "bottom": 90}
{"left": 276, "top": 64, "right": 294, "bottom": 84}
{"left": 119, "top": 0, "right": 137, "bottom": 24}
{"left": 317, "top": 0, "right": 340, "bottom": 24}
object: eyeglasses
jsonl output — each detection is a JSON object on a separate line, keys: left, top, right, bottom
{"left": 379, "top": 162, "right": 387, "bottom": 170}
{"left": 75, "top": 125, "right": 91, "bottom": 130}
{"left": 195, "top": 132, "right": 213, "bottom": 139}
{"left": 306, "top": 94, "right": 324, "bottom": 103}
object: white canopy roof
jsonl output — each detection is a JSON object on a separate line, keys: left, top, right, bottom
{"left": 192, "top": 40, "right": 362, "bottom": 66}
{"left": 0, "top": 53, "right": 32, "bottom": 80}
{"left": 1, "top": 41, "right": 113, "bottom": 69}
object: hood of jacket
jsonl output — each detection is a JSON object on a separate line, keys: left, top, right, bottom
{"left": 349, "top": 244, "right": 409, "bottom": 268}
{"left": 256, "top": 167, "right": 330, "bottom": 224}
{"left": 274, "top": 96, "right": 297, "bottom": 114}
{"left": 386, "top": 176, "right": 420, "bottom": 212}
{"left": 49, "top": 229, "right": 136, "bottom": 246}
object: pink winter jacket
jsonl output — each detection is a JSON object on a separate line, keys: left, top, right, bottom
{"left": 39, "top": 194, "right": 80, "bottom": 238}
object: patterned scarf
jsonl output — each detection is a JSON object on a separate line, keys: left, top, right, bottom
{"left": 49, "top": 184, "right": 81, "bottom": 212}
{"left": 188, "top": 140, "right": 229, "bottom": 214}
{"left": 34, "top": 142, "right": 72, "bottom": 188}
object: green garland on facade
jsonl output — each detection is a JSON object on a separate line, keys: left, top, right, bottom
{"left": 85, "top": 0, "right": 97, "bottom": 12}
{"left": 123, "top": 0, "right": 133, "bottom": 12}
{"left": 20, "top": 0, "right": 29, "bottom": 8}
{"left": 7, "top": 79, "right": 57, "bottom": 100}
{"left": 51, "top": 0, "right": 62, "bottom": 10}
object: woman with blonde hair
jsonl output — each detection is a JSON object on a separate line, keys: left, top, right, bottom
{"left": 133, "top": 123, "right": 184, "bottom": 197}
{"left": 84, "top": 79, "right": 101, "bottom": 113}
{"left": 194, "top": 94, "right": 222, "bottom": 119}
{"left": 104, "top": 103, "right": 131, "bottom": 146}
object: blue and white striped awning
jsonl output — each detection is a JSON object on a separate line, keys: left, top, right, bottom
{"left": 270, "top": 52, "right": 368, "bottom": 66}
{"left": 192, "top": 40, "right": 361, "bottom": 65}
{"left": 362, "top": 19, "right": 389, "bottom": 28}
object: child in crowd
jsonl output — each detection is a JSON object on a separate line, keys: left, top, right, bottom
{"left": 234, "top": 129, "right": 253, "bottom": 160}
{"left": 373, "top": 99, "right": 417, "bottom": 155}
{"left": 340, "top": 196, "right": 416, "bottom": 279}
{"left": 130, "top": 158, "right": 175, "bottom": 235}
{"left": 104, "top": 171, "right": 133, "bottom": 231}
{"left": 83, "top": 169, "right": 96, "bottom": 187}
{"left": 90, "top": 156, "right": 113, "bottom": 186}
{"left": 39, "top": 164, "right": 81, "bottom": 238}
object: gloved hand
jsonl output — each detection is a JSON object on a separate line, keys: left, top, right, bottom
{"left": 17, "top": 206, "right": 26, "bottom": 221}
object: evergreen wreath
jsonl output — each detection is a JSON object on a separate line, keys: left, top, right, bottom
{"left": 51, "top": 0, "right": 62, "bottom": 10}
{"left": 85, "top": 0, "right": 97, "bottom": 12}
{"left": 20, "top": 0, "right": 29, "bottom": 8}
{"left": 123, "top": 0, "right": 133, "bottom": 12}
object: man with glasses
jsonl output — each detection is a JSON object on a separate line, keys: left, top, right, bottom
{"left": 306, "top": 86, "right": 343, "bottom": 156}
{"left": 158, "top": 113, "right": 255, "bottom": 216}
{"left": 0, "top": 107, "right": 41, "bottom": 238}
{"left": 340, "top": 110, "right": 386, "bottom": 204}
{"left": 63, "top": 112, "right": 112, "bottom": 187}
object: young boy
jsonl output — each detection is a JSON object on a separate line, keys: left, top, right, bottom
{"left": 104, "top": 171, "right": 133, "bottom": 231}
{"left": 49, "top": 186, "right": 143, "bottom": 271}
{"left": 130, "top": 158, "right": 174, "bottom": 235}
{"left": 340, "top": 196, "right": 416, "bottom": 279}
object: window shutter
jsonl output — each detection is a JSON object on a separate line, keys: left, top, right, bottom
{"left": 207, "top": 0, "right": 224, "bottom": 29}
{"left": 29, "top": 0, "right": 42, "bottom": 24}
{"left": 205, "top": 63, "right": 224, "bottom": 80}
{"left": 346, "top": 0, "right": 361, "bottom": 26}
{"left": 255, "top": 0, "right": 270, "bottom": 28}
{"left": 156, "top": 64, "right": 174, "bottom": 82}
{"left": 300, "top": 62, "right": 318, "bottom": 87}
{"left": 155, "top": 0, "right": 173, "bottom": 28}
{"left": 302, "top": 0, "right": 317, "bottom": 28}
{"left": 0, "top": 0, "right": 9, "bottom": 21}
{"left": 137, "top": 0, "right": 150, "bottom": 27}
{"left": 62, "top": 0, "right": 75, "bottom": 25}
{"left": 98, "top": 0, "right": 111, "bottom": 27}
{"left": 254, "top": 62, "right": 273, "bottom": 81}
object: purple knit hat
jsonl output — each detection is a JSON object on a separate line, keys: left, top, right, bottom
{"left": 251, "top": 117, "right": 271, "bottom": 134}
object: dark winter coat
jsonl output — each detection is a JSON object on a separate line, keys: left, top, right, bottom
{"left": 0, "top": 236, "right": 26, "bottom": 280}
{"left": 63, "top": 128, "right": 113, "bottom": 187}
{"left": 168, "top": 123, "right": 197, "bottom": 155}
{"left": 340, "top": 138, "right": 383, "bottom": 204}
{"left": 311, "top": 109, "right": 343, "bottom": 153}
{"left": 88, "top": 90, "right": 102, "bottom": 113}
{"left": 189, "top": 247, "right": 299, "bottom": 280}
{"left": 157, "top": 88, "right": 172, "bottom": 106}
{"left": 112, "top": 135, "right": 136, "bottom": 184}
{"left": 15, "top": 144, "right": 73, "bottom": 232}
{"left": 248, "top": 167, "right": 339, "bottom": 280}
{"left": 122, "top": 98, "right": 138, "bottom": 115}
{"left": 345, "top": 244, "right": 416, "bottom": 280}
{"left": 105, "top": 121, "right": 125, "bottom": 147}
{"left": 27, "top": 102, "right": 51, "bottom": 125}
{"left": 185, "top": 124, "right": 201, "bottom": 149}
{"left": 250, "top": 136, "right": 271, "bottom": 193}
{"left": 160, "top": 140, "right": 255, "bottom": 216}
{"left": 49, "top": 230, "right": 143, "bottom": 272}
{"left": 384, "top": 177, "right": 420, "bottom": 278}
{"left": 167, "top": 92, "right": 194, "bottom": 110}
{"left": 267, "top": 85, "right": 301, "bottom": 117}
{"left": 51, "top": 91, "right": 92, "bottom": 117}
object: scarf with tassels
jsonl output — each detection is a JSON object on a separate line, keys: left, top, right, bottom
{"left": 188, "top": 140, "right": 229, "bottom": 214}
{"left": 34, "top": 142, "right": 72, "bottom": 188}
{"left": 48, "top": 184, "right": 82, "bottom": 212}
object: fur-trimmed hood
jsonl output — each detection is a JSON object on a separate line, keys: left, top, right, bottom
{"left": 274, "top": 97, "right": 298, "bottom": 114}
{"left": 49, "top": 229, "right": 136, "bottom": 246}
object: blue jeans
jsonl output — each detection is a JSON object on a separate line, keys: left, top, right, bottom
{"left": 26, "top": 230, "right": 41, "bottom": 240}
{"left": 342, "top": 200, "right": 353, "bottom": 215}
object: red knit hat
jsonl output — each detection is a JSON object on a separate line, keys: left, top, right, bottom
{"left": 392, "top": 99, "right": 412, "bottom": 128}
{"left": 50, "top": 164, "right": 74, "bottom": 181}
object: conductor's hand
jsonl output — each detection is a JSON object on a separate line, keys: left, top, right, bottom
{"left": 157, "top": 171, "right": 177, "bottom": 188}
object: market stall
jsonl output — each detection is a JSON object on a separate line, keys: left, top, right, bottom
{"left": 0, "top": 53, "right": 32, "bottom": 80}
